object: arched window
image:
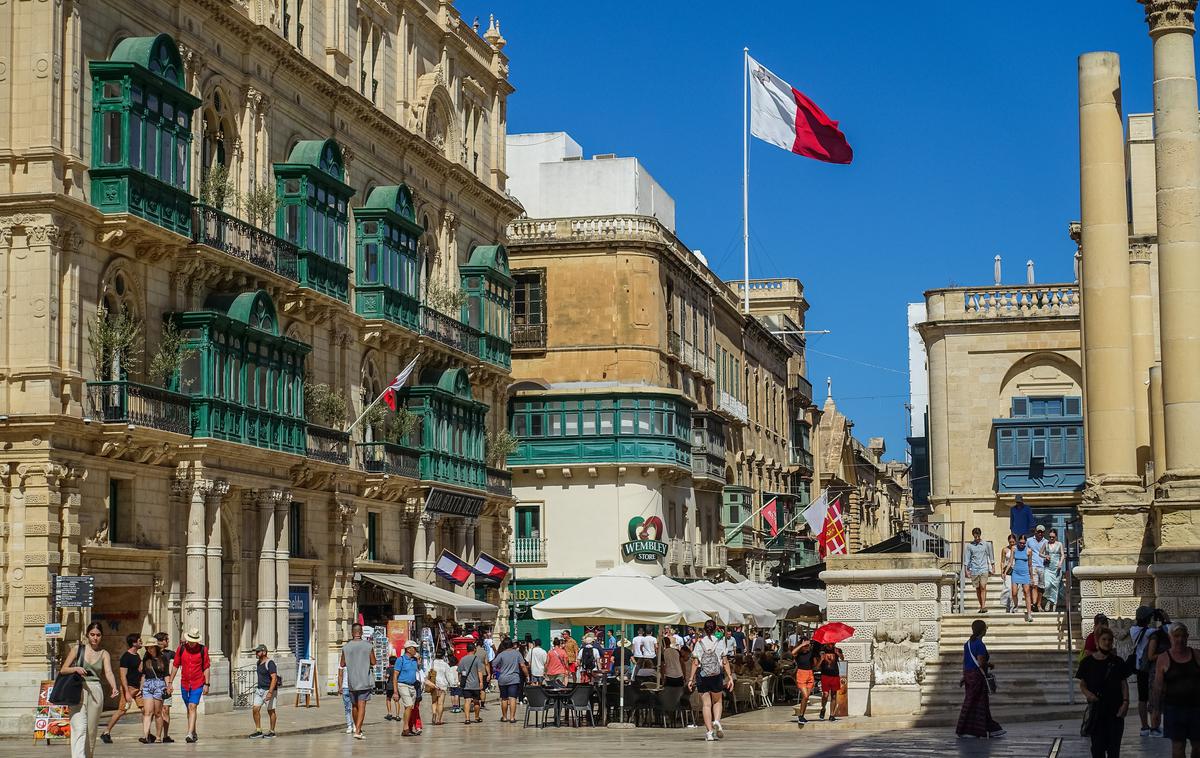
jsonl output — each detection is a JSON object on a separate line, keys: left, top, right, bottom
{"left": 89, "top": 33, "right": 200, "bottom": 235}
{"left": 95, "top": 264, "right": 143, "bottom": 381}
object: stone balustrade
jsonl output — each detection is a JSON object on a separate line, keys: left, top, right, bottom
{"left": 925, "top": 283, "right": 1080, "bottom": 322}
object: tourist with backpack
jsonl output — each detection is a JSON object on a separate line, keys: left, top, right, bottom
{"left": 1076, "top": 627, "right": 1128, "bottom": 758}
{"left": 165, "top": 628, "right": 210, "bottom": 744}
{"left": 687, "top": 619, "right": 733, "bottom": 742}
{"left": 577, "top": 633, "right": 603, "bottom": 683}
{"left": 1129, "top": 606, "right": 1161, "bottom": 737}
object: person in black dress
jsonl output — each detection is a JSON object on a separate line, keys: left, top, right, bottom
{"left": 1076, "top": 627, "right": 1128, "bottom": 758}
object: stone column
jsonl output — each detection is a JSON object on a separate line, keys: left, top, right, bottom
{"left": 1142, "top": 0, "right": 1200, "bottom": 481}
{"left": 238, "top": 493, "right": 258, "bottom": 658}
{"left": 180, "top": 476, "right": 211, "bottom": 636}
{"left": 1151, "top": 364, "right": 1167, "bottom": 482}
{"left": 257, "top": 491, "right": 278, "bottom": 651}
{"left": 275, "top": 492, "right": 293, "bottom": 659}
{"left": 1130, "top": 242, "right": 1156, "bottom": 476}
{"left": 204, "top": 480, "right": 229, "bottom": 658}
{"left": 413, "top": 512, "right": 437, "bottom": 582}
{"left": 1078, "top": 51, "right": 1138, "bottom": 485}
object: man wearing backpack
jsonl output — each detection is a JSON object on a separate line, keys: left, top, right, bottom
{"left": 577, "top": 633, "right": 602, "bottom": 683}
{"left": 165, "top": 628, "right": 210, "bottom": 744}
{"left": 687, "top": 620, "right": 733, "bottom": 742}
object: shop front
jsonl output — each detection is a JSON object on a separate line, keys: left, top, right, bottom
{"left": 509, "top": 578, "right": 629, "bottom": 645}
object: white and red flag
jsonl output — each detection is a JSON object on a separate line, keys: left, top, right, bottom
{"left": 435, "top": 550, "right": 474, "bottom": 586}
{"left": 473, "top": 552, "right": 511, "bottom": 581}
{"left": 382, "top": 355, "right": 420, "bottom": 411}
{"left": 748, "top": 54, "right": 853, "bottom": 164}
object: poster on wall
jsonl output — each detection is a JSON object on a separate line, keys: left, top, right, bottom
{"left": 386, "top": 619, "right": 411, "bottom": 658}
{"left": 34, "top": 681, "right": 69, "bottom": 742}
{"left": 296, "top": 659, "right": 316, "bottom": 693}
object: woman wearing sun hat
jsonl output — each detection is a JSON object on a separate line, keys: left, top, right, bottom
{"left": 138, "top": 637, "right": 169, "bottom": 744}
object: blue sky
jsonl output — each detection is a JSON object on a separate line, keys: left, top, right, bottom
{"left": 459, "top": 1, "right": 1169, "bottom": 460}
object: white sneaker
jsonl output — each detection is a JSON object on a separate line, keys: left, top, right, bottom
{"left": 705, "top": 731, "right": 716, "bottom": 741}
{"left": 353, "top": 732, "right": 365, "bottom": 740}
{"left": 345, "top": 727, "right": 354, "bottom": 734}
{"left": 713, "top": 720, "right": 724, "bottom": 738}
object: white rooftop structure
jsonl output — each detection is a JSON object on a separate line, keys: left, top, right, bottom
{"left": 506, "top": 132, "right": 676, "bottom": 231}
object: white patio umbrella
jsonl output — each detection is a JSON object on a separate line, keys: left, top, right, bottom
{"left": 531, "top": 565, "right": 709, "bottom": 726}
{"left": 650, "top": 575, "right": 740, "bottom": 626}
{"left": 692, "top": 581, "right": 777, "bottom": 627}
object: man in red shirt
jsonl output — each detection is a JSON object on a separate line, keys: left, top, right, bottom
{"left": 166, "top": 628, "right": 210, "bottom": 744}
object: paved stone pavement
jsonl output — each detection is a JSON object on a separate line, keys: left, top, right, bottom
{"left": 1, "top": 700, "right": 1176, "bottom": 756}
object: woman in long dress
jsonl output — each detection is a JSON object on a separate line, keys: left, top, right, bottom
{"left": 1040, "top": 528, "right": 1066, "bottom": 611}
{"left": 956, "top": 620, "right": 1004, "bottom": 739}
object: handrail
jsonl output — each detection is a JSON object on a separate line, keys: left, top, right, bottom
{"left": 191, "top": 203, "right": 300, "bottom": 282}
{"left": 85, "top": 380, "right": 191, "bottom": 435}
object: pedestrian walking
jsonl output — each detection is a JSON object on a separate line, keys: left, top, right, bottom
{"left": 153, "top": 632, "right": 174, "bottom": 742}
{"left": 687, "top": 619, "right": 732, "bottom": 742}
{"left": 561, "top": 630, "right": 579, "bottom": 683}
{"left": 492, "top": 638, "right": 527, "bottom": 723}
{"left": 100, "top": 633, "right": 143, "bottom": 744}
{"left": 1130, "top": 606, "right": 1159, "bottom": 737}
{"left": 817, "top": 643, "right": 844, "bottom": 722}
{"left": 1041, "top": 528, "right": 1067, "bottom": 611}
{"left": 61, "top": 621, "right": 118, "bottom": 758}
{"left": 391, "top": 640, "right": 421, "bottom": 736}
{"left": 1077, "top": 627, "right": 1128, "bottom": 758}
{"left": 789, "top": 634, "right": 817, "bottom": 723}
{"left": 1010, "top": 534, "right": 1034, "bottom": 622}
{"left": 458, "top": 641, "right": 484, "bottom": 724}
{"left": 577, "top": 633, "right": 603, "bottom": 683}
{"left": 956, "top": 619, "right": 1005, "bottom": 739}
{"left": 964, "top": 527, "right": 995, "bottom": 613}
{"left": 1000, "top": 534, "right": 1017, "bottom": 613}
{"left": 1009, "top": 495, "right": 1035, "bottom": 538}
{"left": 138, "top": 637, "right": 169, "bottom": 744}
{"left": 166, "top": 627, "right": 210, "bottom": 744}
{"left": 528, "top": 638, "right": 547, "bottom": 685}
{"left": 384, "top": 655, "right": 399, "bottom": 721}
{"left": 247, "top": 644, "right": 278, "bottom": 739}
{"left": 544, "top": 638, "right": 569, "bottom": 686}
{"left": 429, "top": 648, "right": 453, "bottom": 725}
{"left": 340, "top": 623, "right": 376, "bottom": 740}
{"left": 1027, "top": 525, "right": 1048, "bottom": 611}
{"left": 660, "top": 635, "right": 684, "bottom": 687}
{"left": 337, "top": 662, "right": 354, "bottom": 733}
{"left": 1152, "top": 623, "right": 1200, "bottom": 758}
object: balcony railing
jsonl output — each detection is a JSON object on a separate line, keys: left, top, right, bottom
{"left": 420, "top": 449, "right": 487, "bottom": 491}
{"left": 789, "top": 443, "right": 814, "bottom": 471}
{"left": 420, "top": 305, "right": 481, "bottom": 358}
{"left": 512, "top": 322, "right": 546, "bottom": 350}
{"left": 691, "top": 445, "right": 727, "bottom": 483}
{"left": 357, "top": 441, "right": 420, "bottom": 478}
{"left": 487, "top": 467, "right": 513, "bottom": 497}
{"left": 85, "top": 380, "right": 191, "bottom": 435}
{"left": 684, "top": 542, "right": 695, "bottom": 565}
{"left": 667, "top": 331, "right": 681, "bottom": 357}
{"left": 668, "top": 537, "right": 683, "bottom": 564}
{"left": 306, "top": 425, "right": 350, "bottom": 465}
{"left": 925, "top": 283, "right": 1080, "bottom": 323}
{"left": 192, "top": 203, "right": 299, "bottom": 282}
{"left": 718, "top": 391, "right": 749, "bottom": 424}
{"left": 704, "top": 544, "right": 728, "bottom": 569}
{"left": 512, "top": 536, "right": 546, "bottom": 565}
{"left": 791, "top": 373, "right": 814, "bottom": 404}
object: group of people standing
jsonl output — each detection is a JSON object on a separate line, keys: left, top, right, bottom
{"left": 962, "top": 497, "right": 1068, "bottom": 621}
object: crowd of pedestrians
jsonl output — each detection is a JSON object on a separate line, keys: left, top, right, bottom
{"left": 962, "top": 499, "right": 1070, "bottom": 620}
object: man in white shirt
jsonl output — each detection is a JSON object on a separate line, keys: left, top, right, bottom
{"left": 528, "top": 639, "right": 547, "bottom": 685}
{"left": 665, "top": 626, "right": 684, "bottom": 648}
{"left": 1026, "top": 525, "right": 1048, "bottom": 611}
{"left": 630, "top": 629, "right": 646, "bottom": 660}
{"left": 642, "top": 630, "right": 657, "bottom": 661}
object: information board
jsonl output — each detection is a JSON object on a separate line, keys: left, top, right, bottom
{"left": 54, "top": 576, "right": 94, "bottom": 608}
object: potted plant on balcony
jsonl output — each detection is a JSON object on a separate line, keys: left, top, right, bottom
{"left": 485, "top": 428, "right": 518, "bottom": 468}
{"left": 362, "top": 403, "right": 422, "bottom": 446}
{"left": 198, "top": 163, "right": 236, "bottom": 210}
{"left": 242, "top": 182, "right": 278, "bottom": 231}
{"left": 147, "top": 319, "right": 195, "bottom": 392}
{"left": 424, "top": 279, "right": 469, "bottom": 316}
{"left": 87, "top": 305, "right": 142, "bottom": 381}
{"left": 303, "top": 381, "right": 349, "bottom": 430}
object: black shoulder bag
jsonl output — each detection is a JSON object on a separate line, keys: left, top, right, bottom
{"left": 48, "top": 644, "right": 86, "bottom": 706}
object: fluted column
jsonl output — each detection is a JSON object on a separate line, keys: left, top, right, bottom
{"left": 1130, "top": 242, "right": 1156, "bottom": 476}
{"left": 1078, "top": 51, "right": 1138, "bottom": 484}
{"left": 1142, "top": 0, "right": 1200, "bottom": 477}
{"left": 257, "top": 490, "right": 278, "bottom": 651}
{"left": 413, "top": 512, "right": 437, "bottom": 582}
{"left": 274, "top": 492, "right": 293, "bottom": 656}
{"left": 178, "top": 476, "right": 212, "bottom": 636}
{"left": 204, "top": 479, "right": 230, "bottom": 657}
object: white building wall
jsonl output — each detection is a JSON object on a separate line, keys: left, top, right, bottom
{"left": 907, "top": 302, "right": 929, "bottom": 438}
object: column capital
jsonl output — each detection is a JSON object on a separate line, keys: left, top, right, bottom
{"left": 172, "top": 471, "right": 213, "bottom": 498}
{"left": 1130, "top": 241, "right": 1155, "bottom": 262}
{"left": 1141, "top": 0, "right": 1197, "bottom": 36}
{"left": 255, "top": 487, "right": 289, "bottom": 508}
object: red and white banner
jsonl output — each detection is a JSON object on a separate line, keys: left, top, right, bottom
{"left": 749, "top": 54, "right": 853, "bottom": 164}
{"left": 762, "top": 496, "right": 779, "bottom": 537}
{"left": 819, "top": 496, "right": 848, "bottom": 558}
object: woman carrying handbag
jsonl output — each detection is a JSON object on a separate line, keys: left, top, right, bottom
{"left": 60, "top": 622, "right": 119, "bottom": 758}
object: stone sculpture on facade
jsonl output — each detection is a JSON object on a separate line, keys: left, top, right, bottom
{"left": 872, "top": 619, "right": 925, "bottom": 686}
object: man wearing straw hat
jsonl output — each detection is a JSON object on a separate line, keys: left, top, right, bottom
{"left": 166, "top": 627, "right": 210, "bottom": 744}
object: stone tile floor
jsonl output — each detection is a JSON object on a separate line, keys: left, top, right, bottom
{"left": 3, "top": 701, "right": 1175, "bottom": 757}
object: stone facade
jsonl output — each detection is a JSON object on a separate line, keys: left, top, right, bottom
{"left": 0, "top": 0, "right": 519, "bottom": 734}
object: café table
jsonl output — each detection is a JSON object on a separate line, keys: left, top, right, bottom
{"left": 542, "top": 685, "right": 574, "bottom": 727}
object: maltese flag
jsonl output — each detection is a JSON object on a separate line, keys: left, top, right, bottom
{"left": 749, "top": 54, "right": 853, "bottom": 164}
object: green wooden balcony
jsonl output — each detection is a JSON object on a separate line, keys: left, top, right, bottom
{"left": 420, "top": 449, "right": 487, "bottom": 491}
{"left": 90, "top": 168, "right": 194, "bottom": 237}
{"left": 84, "top": 380, "right": 191, "bottom": 435}
{"left": 192, "top": 203, "right": 299, "bottom": 283}
{"left": 296, "top": 249, "right": 351, "bottom": 303}
{"left": 357, "top": 441, "right": 420, "bottom": 478}
{"left": 356, "top": 285, "right": 420, "bottom": 332}
{"left": 191, "top": 397, "right": 306, "bottom": 455}
{"left": 420, "top": 305, "right": 480, "bottom": 357}
{"left": 479, "top": 333, "right": 512, "bottom": 370}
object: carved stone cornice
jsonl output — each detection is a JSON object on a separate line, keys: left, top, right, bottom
{"left": 1141, "top": 0, "right": 1197, "bottom": 35}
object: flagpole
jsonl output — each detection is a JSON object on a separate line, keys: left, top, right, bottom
{"left": 742, "top": 46, "right": 750, "bottom": 315}
{"left": 345, "top": 353, "right": 421, "bottom": 435}
{"left": 722, "top": 494, "right": 777, "bottom": 545}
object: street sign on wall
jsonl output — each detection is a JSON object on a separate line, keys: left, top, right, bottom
{"left": 54, "top": 576, "right": 94, "bottom": 608}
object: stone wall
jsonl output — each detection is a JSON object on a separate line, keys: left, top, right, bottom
{"left": 821, "top": 552, "right": 948, "bottom": 717}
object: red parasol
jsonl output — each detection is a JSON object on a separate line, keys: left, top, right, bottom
{"left": 811, "top": 622, "right": 854, "bottom": 645}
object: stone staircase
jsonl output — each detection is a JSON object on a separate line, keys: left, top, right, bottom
{"left": 920, "top": 575, "right": 1084, "bottom": 712}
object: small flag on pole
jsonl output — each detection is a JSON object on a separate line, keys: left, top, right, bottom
{"left": 762, "top": 496, "right": 779, "bottom": 537}
{"left": 382, "top": 355, "right": 420, "bottom": 411}
{"left": 801, "top": 490, "right": 830, "bottom": 535}
{"left": 435, "top": 550, "right": 474, "bottom": 586}
{"left": 473, "top": 552, "right": 511, "bottom": 581}
{"left": 819, "top": 496, "right": 848, "bottom": 558}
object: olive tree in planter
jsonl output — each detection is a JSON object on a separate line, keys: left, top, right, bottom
{"left": 242, "top": 182, "right": 278, "bottom": 230}
{"left": 198, "top": 163, "right": 236, "bottom": 210}
{"left": 87, "top": 305, "right": 143, "bottom": 381}
{"left": 147, "top": 319, "right": 196, "bottom": 392}
{"left": 424, "top": 279, "right": 469, "bottom": 316}
{"left": 362, "top": 402, "right": 423, "bottom": 446}
{"left": 485, "top": 428, "right": 519, "bottom": 467}
{"left": 304, "top": 381, "right": 349, "bottom": 430}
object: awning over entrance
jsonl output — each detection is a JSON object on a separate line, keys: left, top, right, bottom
{"left": 356, "top": 572, "right": 498, "bottom": 621}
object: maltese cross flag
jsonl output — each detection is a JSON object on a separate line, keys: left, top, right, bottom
{"left": 749, "top": 54, "right": 853, "bottom": 164}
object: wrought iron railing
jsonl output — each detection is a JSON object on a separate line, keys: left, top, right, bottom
{"left": 357, "top": 441, "right": 420, "bottom": 478}
{"left": 512, "top": 322, "right": 546, "bottom": 350}
{"left": 85, "top": 380, "right": 191, "bottom": 435}
{"left": 486, "top": 467, "right": 512, "bottom": 497}
{"left": 420, "top": 305, "right": 481, "bottom": 357}
{"left": 306, "top": 425, "right": 350, "bottom": 465}
{"left": 512, "top": 536, "right": 546, "bottom": 564}
{"left": 231, "top": 665, "right": 258, "bottom": 709}
{"left": 192, "top": 203, "right": 299, "bottom": 282}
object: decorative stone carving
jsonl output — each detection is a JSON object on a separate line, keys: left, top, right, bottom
{"left": 872, "top": 619, "right": 924, "bottom": 685}
{"left": 1130, "top": 242, "right": 1154, "bottom": 263}
{"left": 1141, "top": 0, "right": 1197, "bottom": 34}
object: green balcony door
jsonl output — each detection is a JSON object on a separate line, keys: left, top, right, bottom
{"left": 515, "top": 505, "right": 540, "bottom": 539}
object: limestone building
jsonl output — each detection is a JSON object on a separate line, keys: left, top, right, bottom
{"left": 0, "top": 0, "right": 520, "bottom": 730}
{"left": 501, "top": 135, "right": 817, "bottom": 640}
